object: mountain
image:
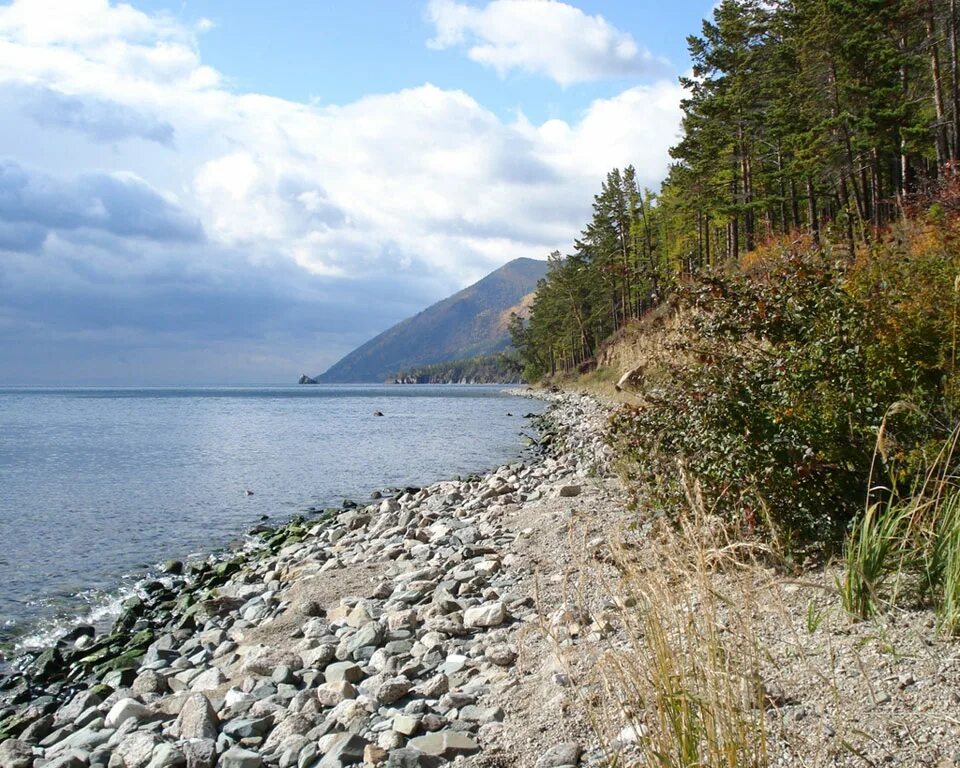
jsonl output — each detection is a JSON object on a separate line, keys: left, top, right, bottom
{"left": 316, "top": 257, "right": 547, "bottom": 383}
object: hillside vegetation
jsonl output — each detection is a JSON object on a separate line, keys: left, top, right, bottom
{"left": 502, "top": 4, "right": 960, "bottom": 762}
{"left": 389, "top": 353, "right": 523, "bottom": 384}
{"left": 317, "top": 257, "right": 545, "bottom": 382}
{"left": 512, "top": 0, "right": 960, "bottom": 561}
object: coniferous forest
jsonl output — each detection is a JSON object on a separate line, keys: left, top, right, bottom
{"left": 514, "top": 0, "right": 960, "bottom": 554}
{"left": 515, "top": 0, "right": 960, "bottom": 378}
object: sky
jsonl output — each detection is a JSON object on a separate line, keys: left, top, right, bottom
{"left": 0, "top": 0, "right": 712, "bottom": 385}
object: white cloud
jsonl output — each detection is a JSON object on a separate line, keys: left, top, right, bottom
{"left": 0, "top": 0, "right": 684, "bottom": 380}
{"left": 426, "top": 0, "right": 666, "bottom": 85}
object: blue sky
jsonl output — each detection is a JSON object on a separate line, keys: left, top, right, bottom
{"left": 0, "top": 0, "right": 712, "bottom": 385}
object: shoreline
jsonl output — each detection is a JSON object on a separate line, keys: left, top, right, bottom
{"left": 0, "top": 391, "right": 609, "bottom": 767}
{"left": 0, "top": 387, "right": 542, "bottom": 669}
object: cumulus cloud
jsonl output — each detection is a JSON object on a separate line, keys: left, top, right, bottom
{"left": 426, "top": 0, "right": 667, "bottom": 84}
{"left": 11, "top": 83, "right": 175, "bottom": 145}
{"left": 0, "top": 0, "right": 684, "bottom": 383}
{"left": 0, "top": 160, "right": 202, "bottom": 242}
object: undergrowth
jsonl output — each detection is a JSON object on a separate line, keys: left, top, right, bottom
{"left": 580, "top": 482, "right": 770, "bottom": 767}
{"left": 609, "top": 213, "right": 960, "bottom": 551}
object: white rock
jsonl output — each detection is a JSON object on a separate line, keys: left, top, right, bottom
{"left": 463, "top": 602, "right": 507, "bottom": 628}
{"left": 104, "top": 698, "right": 153, "bottom": 729}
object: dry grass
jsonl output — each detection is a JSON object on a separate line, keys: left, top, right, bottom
{"left": 538, "top": 478, "right": 773, "bottom": 768}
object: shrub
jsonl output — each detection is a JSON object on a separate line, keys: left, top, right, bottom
{"left": 611, "top": 224, "right": 959, "bottom": 548}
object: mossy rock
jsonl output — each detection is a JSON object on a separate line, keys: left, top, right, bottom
{"left": 127, "top": 629, "right": 155, "bottom": 649}
{"left": 27, "top": 648, "right": 63, "bottom": 680}
{"left": 93, "top": 649, "right": 144, "bottom": 676}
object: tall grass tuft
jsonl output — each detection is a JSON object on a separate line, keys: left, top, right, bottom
{"left": 581, "top": 480, "right": 769, "bottom": 768}
{"left": 841, "top": 416, "right": 960, "bottom": 630}
{"left": 839, "top": 498, "right": 912, "bottom": 619}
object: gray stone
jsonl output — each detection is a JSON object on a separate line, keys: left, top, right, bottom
{"left": 557, "top": 485, "right": 581, "bottom": 497}
{"left": 114, "top": 732, "right": 161, "bottom": 768}
{"left": 54, "top": 692, "right": 103, "bottom": 727}
{"left": 407, "top": 731, "right": 479, "bottom": 758}
{"left": 271, "top": 666, "right": 295, "bottom": 686}
{"left": 384, "top": 749, "right": 443, "bottom": 768}
{"left": 181, "top": 739, "right": 216, "bottom": 768}
{"left": 315, "top": 681, "right": 356, "bottom": 708}
{"left": 261, "top": 715, "right": 314, "bottom": 753}
{"left": 189, "top": 669, "right": 226, "bottom": 693}
{"left": 20, "top": 715, "right": 55, "bottom": 745}
{"left": 372, "top": 677, "right": 410, "bottom": 706}
{"left": 534, "top": 743, "right": 583, "bottom": 768}
{"left": 50, "top": 726, "right": 112, "bottom": 755}
{"left": 391, "top": 715, "right": 419, "bottom": 736}
{"left": 217, "top": 749, "right": 262, "bottom": 768}
{"left": 0, "top": 739, "right": 34, "bottom": 768}
{"left": 42, "top": 750, "right": 87, "bottom": 768}
{"left": 145, "top": 744, "right": 185, "bottom": 768}
{"left": 458, "top": 705, "right": 504, "bottom": 724}
{"left": 345, "top": 624, "right": 383, "bottom": 657}
{"left": 411, "top": 674, "right": 448, "bottom": 699}
{"left": 220, "top": 718, "right": 272, "bottom": 741}
{"left": 175, "top": 694, "right": 219, "bottom": 741}
{"left": 484, "top": 645, "right": 516, "bottom": 666}
{"left": 132, "top": 670, "right": 168, "bottom": 696}
{"left": 317, "top": 733, "right": 367, "bottom": 768}
{"left": 324, "top": 662, "right": 363, "bottom": 684}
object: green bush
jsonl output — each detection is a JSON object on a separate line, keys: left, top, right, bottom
{"left": 611, "top": 234, "right": 956, "bottom": 547}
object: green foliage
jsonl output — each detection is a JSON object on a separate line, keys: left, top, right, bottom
{"left": 840, "top": 425, "right": 960, "bottom": 631}
{"left": 514, "top": 169, "right": 668, "bottom": 381}
{"left": 389, "top": 352, "right": 523, "bottom": 384}
{"left": 610, "top": 227, "right": 960, "bottom": 545}
{"left": 840, "top": 499, "right": 912, "bottom": 619}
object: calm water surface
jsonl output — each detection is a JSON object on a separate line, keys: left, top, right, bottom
{"left": 0, "top": 385, "right": 543, "bottom": 653}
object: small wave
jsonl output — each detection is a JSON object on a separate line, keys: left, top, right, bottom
{"left": 10, "top": 583, "right": 135, "bottom": 657}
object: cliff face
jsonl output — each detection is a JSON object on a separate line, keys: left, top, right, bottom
{"left": 316, "top": 258, "right": 546, "bottom": 383}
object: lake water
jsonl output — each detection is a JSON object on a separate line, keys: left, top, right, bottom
{"left": 0, "top": 385, "right": 543, "bottom": 657}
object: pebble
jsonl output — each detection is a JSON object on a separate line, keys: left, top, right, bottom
{"left": 0, "top": 393, "right": 609, "bottom": 768}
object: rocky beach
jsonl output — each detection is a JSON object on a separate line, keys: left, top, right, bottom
{"left": 6, "top": 389, "right": 960, "bottom": 768}
{"left": 0, "top": 392, "right": 614, "bottom": 768}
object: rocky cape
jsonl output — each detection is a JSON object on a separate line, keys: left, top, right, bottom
{"left": 0, "top": 393, "right": 612, "bottom": 768}
{"left": 315, "top": 259, "right": 545, "bottom": 383}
